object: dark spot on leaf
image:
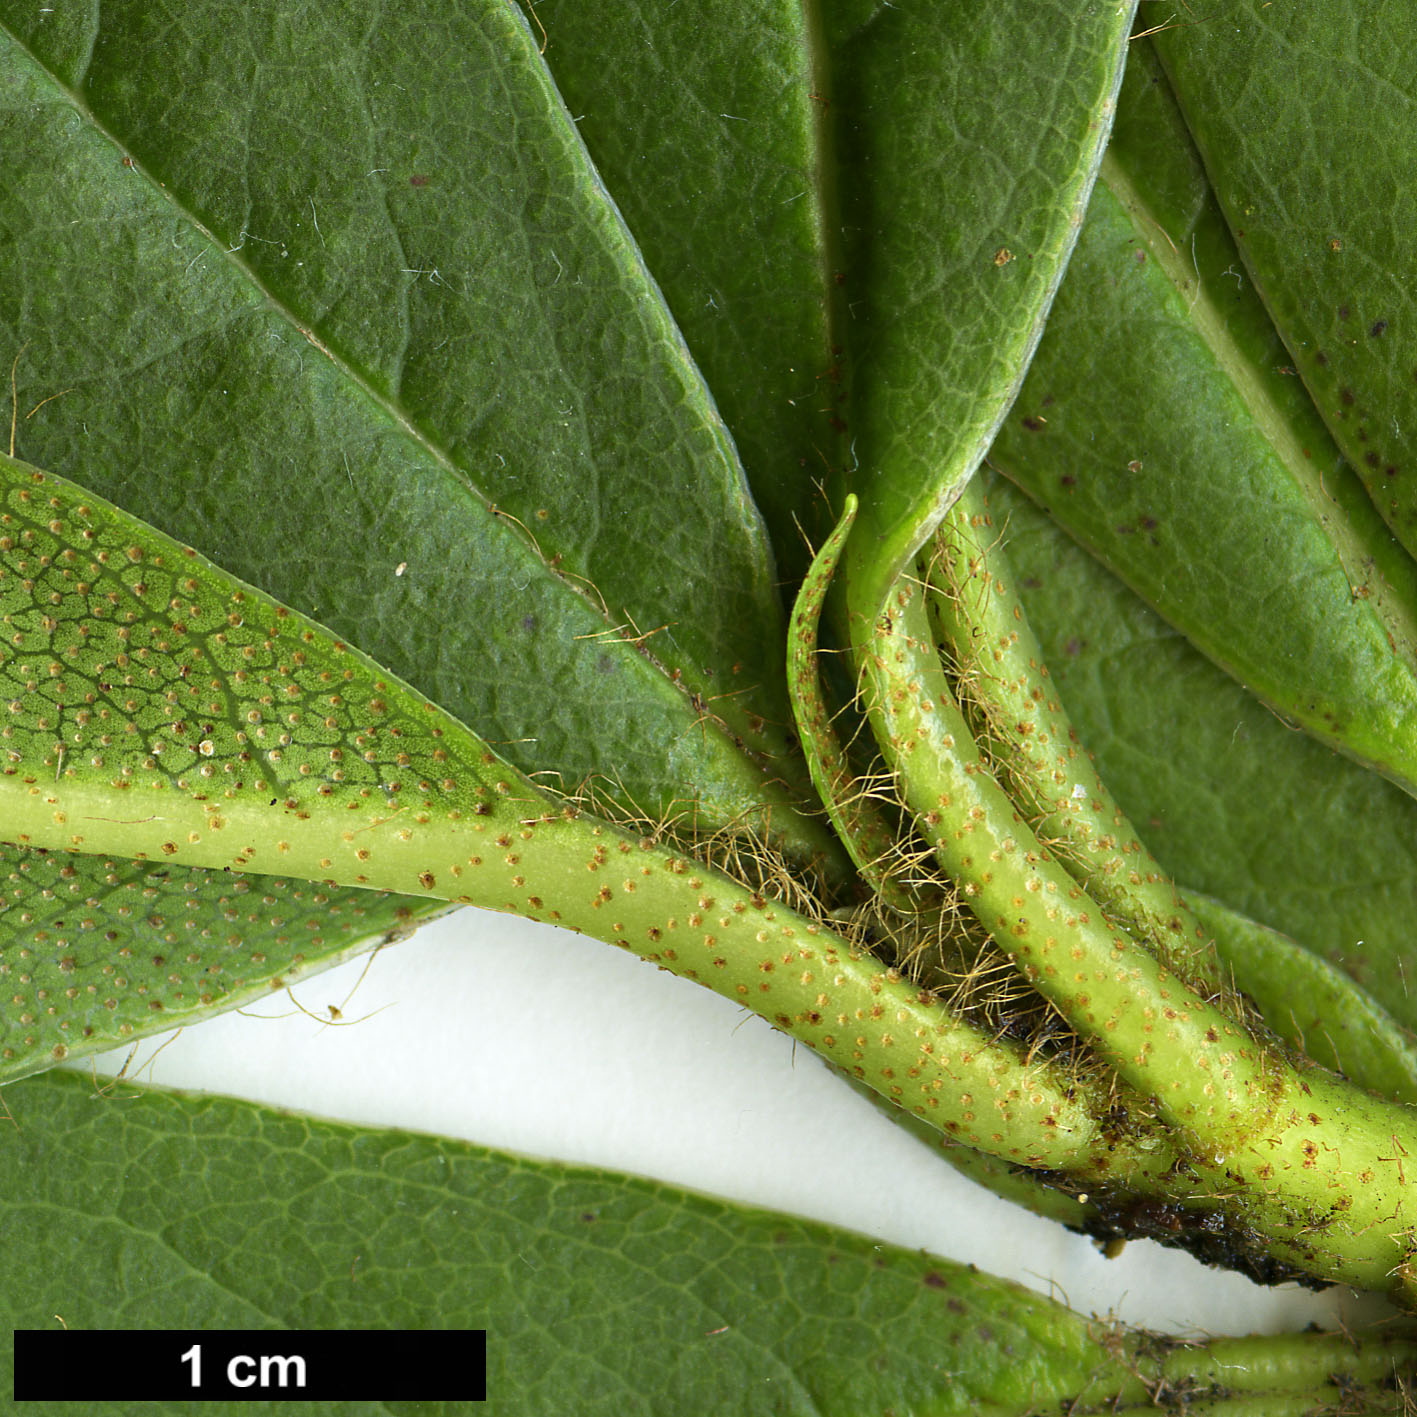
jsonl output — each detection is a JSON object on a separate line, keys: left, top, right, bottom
{"left": 410, "top": 174, "right": 430, "bottom": 187}
{"left": 923, "top": 1271, "right": 948, "bottom": 1289}
{"left": 1315, "top": 350, "right": 1329, "bottom": 366}
{"left": 1021, "top": 575, "right": 1041, "bottom": 590}
{"left": 1021, "top": 415, "right": 1045, "bottom": 432}
{"left": 1387, "top": 465, "right": 1400, "bottom": 479}
{"left": 1338, "top": 304, "right": 1351, "bottom": 322}
{"left": 1371, "top": 319, "right": 1388, "bottom": 338}
{"left": 1340, "top": 387, "right": 1356, "bottom": 406}
{"left": 1065, "top": 638, "right": 1083, "bottom": 656}
{"left": 947, "top": 1297, "right": 966, "bottom": 1313}
{"left": 520, "top": 614, "right": 537, "bottom": 633}
{"left": 1060, "top": 474, "right": 1076, "bottom": 488}
{"left": 1041, "top": 394, "right": 1055, "bottom": 407}
{"left": 1116, "top": 523, "right": 1135, "bottom": 535}
{"left": 1141, "top": 516, "right": 1158, "bottom": 531}
{"left": 596, "top": 654, "right": 615, "bottom": 675}
{"left": 580, "top": 1212, "right": 596, "bottom": 1223}
{"left": 1367, "top": 451, "right": 1381, "bottom": 468}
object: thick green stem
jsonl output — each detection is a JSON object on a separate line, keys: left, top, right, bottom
{"left": 858, "top": 571, "right": 1417, "bottom": 1301}
{"left": 926, "top": 479, "right": 1228, "bottom": 995}
{"left": 1068, "top": 1325, "right": 1417, "bottom": 1414}
{"left": 928, "top": 479, "right": 1417, "bottom": 1105}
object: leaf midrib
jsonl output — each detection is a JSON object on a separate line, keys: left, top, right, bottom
{"left": 2, "top": 14, "right": 789, "bottom": 781}
{"left": 800, "top": 0, "right": 851, "bottom": 510}
{"left": 1099, "top": 147, "right": 1417, "bottom": 670}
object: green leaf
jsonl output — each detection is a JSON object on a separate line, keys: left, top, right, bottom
{"left": 532, "top": 2, "right": 1145, "bottom": 621}
{"left": 0, "top": 450, "right": 1108, "bottom": 1169}
{"left": 830, "top": 0, "right": 1137, "bottom": 622}
{"left": 0, "top": 844, "right": 444, "bottom": 1084}
{"left": 527, "top": 0, "right": 841, "bottom": 591}
{"left": 6, "top": 0, "right": 1414, "bottom": 1340}
{"left": 1154, "top": 0, "right": 1417, "bottom": 559}
{"left": 0, "top": 447, "right": 582, "bottom": 900}
{"left": 1187, "top": 889, "right": 1417, "bottom": 1104}
{"left": 6, "top": 1068, "right": 1415, "bottom": 1416}
{"left": 989, "top": 40, "right": 1417, "bottom": 798}
{"left": 0, "top": 2, "right": 819, "bottom": 846}
{"left": 997, "top": 472, "right": 1417, "bottom": 1038}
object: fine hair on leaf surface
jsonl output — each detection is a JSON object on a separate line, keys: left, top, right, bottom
{"left": 4, "top": 0, "right": 1417, "bottom": 1406}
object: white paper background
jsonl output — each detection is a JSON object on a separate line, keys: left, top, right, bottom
{"left": 75, "top": 907, "right": 1393, "bottom": 1338}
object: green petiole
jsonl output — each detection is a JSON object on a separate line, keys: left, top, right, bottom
{"left": 786, "top": 493, "right": 918, "bottom": 914}
{"left": 926, "top": 480, "right": 1417, "bottom": 1105}
{"left": 857, "top": 566, "right": 1417, "bottom": 1302}
{"left": 925, "top": 478, "right": 1230, "bottom": 997}
{"left": 0, "top": 450, "right": 1129, "bottom": 1172}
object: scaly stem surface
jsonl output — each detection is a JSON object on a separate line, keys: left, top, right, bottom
{"left": 0, "top": 455, "right": 1120, "bottom": 1173}
{"left": 927, "top": 480, "right": 1228, "bottom": 996}
{"left": 929, "top": 480, "right": 1417, "bottom": 1104}
{"left": 856, "top": 569, "right": 1417, "bottom": 1302}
